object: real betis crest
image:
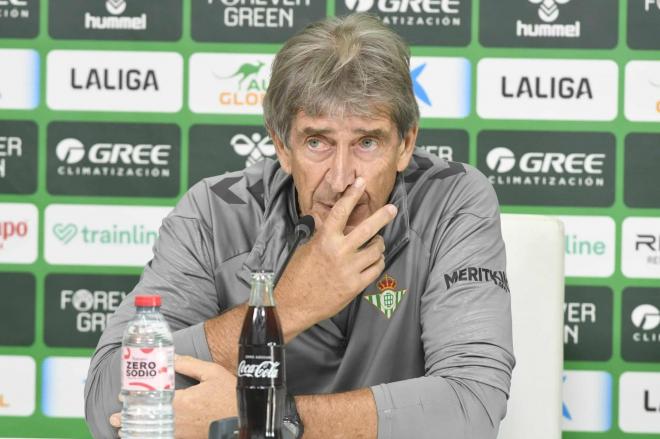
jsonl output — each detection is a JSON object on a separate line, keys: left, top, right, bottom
{"left": 364, "top": 274, "right": 407, "bottom": 319}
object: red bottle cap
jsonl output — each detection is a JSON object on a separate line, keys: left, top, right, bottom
{"left": 135, "top": 295, "right": 161, "bottom": 307}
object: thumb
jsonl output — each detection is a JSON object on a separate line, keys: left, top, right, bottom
{"left": 174, "top": 354, "right": 219, "bottom": 381}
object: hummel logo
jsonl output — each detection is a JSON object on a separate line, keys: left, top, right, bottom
{"left": 530, "top": 0, "right": 570, "bottom": 23}
{"left": 106, "top": 0, "right": 127, "bottom": 15}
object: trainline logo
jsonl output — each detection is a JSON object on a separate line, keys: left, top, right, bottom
{"left": 45, "top": 204, "right": 170, "bottom": 266}
{"left": 52, "top": 223, "right": 156, "bottom": 246}
{"left": 556, "top": 216, "right": 615, "bottom": 277}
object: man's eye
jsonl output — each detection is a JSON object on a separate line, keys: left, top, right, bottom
{"left": 359, "top": 138, "right": 378, "bottom": 150}
{"left": 307, "top": 138, "right": 322, "bottom": 149}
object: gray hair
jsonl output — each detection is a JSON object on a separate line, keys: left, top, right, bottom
{"left": 263, "top": 13, "right": 419, "bottom": 145}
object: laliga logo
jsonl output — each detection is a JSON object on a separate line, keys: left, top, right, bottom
{"left": 529, "top": 0, "right": 571, "bottom": 23}
{"left": 230, "top": 133, "right": 275, "bottom": 167}
{"left": 632, "top": 304, "right": 660, "bottom": 331}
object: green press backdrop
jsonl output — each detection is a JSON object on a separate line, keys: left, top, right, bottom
{"left": 0, "top": 0, "right": 659, "bottom": 437}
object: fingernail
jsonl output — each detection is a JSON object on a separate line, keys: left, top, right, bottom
{"left": 110, "top": 414, "right": 120, "bottom": 427}
{"left": 386, "top": 204, "right": 398, "bottom": 216}
{"left": 354, "top": 177, "right": 365, "bottom": 189}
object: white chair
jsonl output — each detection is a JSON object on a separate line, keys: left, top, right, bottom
{"left": 497, "top": 214, "right": 565, "bottom": 439}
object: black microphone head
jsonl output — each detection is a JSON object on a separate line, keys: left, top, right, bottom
{"left": 295, "top": 215, "right": 315, "bottom": 239}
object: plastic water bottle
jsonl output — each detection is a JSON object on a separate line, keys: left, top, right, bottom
{"left": 121, "top": 295, "right": 175, "bottom": 438}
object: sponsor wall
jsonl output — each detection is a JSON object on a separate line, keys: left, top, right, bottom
{"left": 0, "top": 0, "right": 658, "bottom": 437}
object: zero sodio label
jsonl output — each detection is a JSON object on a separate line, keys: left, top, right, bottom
{"left": 121, "top": 346, "right": 174, "bottom": 391}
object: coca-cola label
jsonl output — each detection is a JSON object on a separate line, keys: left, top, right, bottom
{"left": 237, "top": 345, "right": 285, "bottom": 387}
{"left": 238, "top": 360, "right": 280, "bottom": 379}
{"left": 121, "top": 346, "right": 174, "bottom": 392}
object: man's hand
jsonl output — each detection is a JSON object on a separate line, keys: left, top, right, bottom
{"left": 172, "top": 355, "right": 237, "bottom": 439}
{"left": 109, "top": 354, "right": 237, "bottom": 439}
{"left": 276, "top": 176, "right": 398, "bottom": 339}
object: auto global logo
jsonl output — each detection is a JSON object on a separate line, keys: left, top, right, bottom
{"left": 631, "top": 304, "right": 660, "bottom": 343}
{"left": 344, "top": 0, "right": 462, "bottom": 27}
{"left": 214, "top": 60, "right": 268, "bottom": 107}
{"left": 54, "top": 137, "right": 172, "bottom": 179}
{"left": 516, "top": 0, "right": 581, "bottom": 39}
{"left": 84, "top": 0, "right": 146, "bottom": 31}
{"left": 486, "top": 147, "right": 606, "bottom": 188}
{"left": 230, "top": 132, "right": 275, "bottom": 167}
{"left": 189, "top": 54, "right": 274, "bottom": 115}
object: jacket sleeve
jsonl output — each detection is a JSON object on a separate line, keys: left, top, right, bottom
{"left": 371, "top": 171, "right": 515, "bottom": 439}
{"left": 84, "top": 189, "right": 219, "bottom": 439}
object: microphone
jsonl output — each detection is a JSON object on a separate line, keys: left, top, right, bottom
{"left": 274, "top": 215, "right": 315, "bottom": 286}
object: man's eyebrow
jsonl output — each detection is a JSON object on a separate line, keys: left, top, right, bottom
{"left": 353, "top": 128, "right": 388, "bottom": 138}
{"left": 297, "top": 127, "right": 389, "bottom": 137}
{"left": 299, "top": 127, "right": 334, "bottom": 136}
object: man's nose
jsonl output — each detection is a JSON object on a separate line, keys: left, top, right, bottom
{"left": 325, "top": 147, "right": 356, "bottom": 193}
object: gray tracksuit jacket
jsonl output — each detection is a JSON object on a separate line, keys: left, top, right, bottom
{"left": 85, "top": 149, "right": 515, "bottom": 439}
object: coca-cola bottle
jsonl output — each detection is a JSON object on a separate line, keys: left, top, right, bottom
{"left": 237, "top": 271, "right": 286, "bottom": 439}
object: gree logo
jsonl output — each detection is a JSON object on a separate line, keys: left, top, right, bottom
{"left": 230, "top": 133, "right": 275, "bottom": 167}
{"left": 55, "top": 138, "right": 171, "bottom": 166}
{"left": 345, "top": 0, "right": 373, "bottom": 11}
{"left": 486, "top": 147, "right": 516, "bottom": 173}
{"left": 345, "top": 0, "right": 460, "bottom": 13}
{"left": 55, "top": 138, "right": 85, "bottom": 164}
{"left": 486, "top": 148, "right": 605, "bottom": 175}
{"left": 632, "top": 304, "right": 660, "bottom": 331}
{"left": 530, "top": 0, "right": 570, "bottom": 23}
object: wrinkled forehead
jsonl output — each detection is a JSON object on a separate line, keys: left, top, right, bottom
{"left": 290, "top": 110, "right": 397, "bottom": 139}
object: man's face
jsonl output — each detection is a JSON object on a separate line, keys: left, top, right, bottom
{"left": 273, "top": 111, "right": 417, "bottom": 230}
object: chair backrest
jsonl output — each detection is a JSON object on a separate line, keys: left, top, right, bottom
{"left": 497, "top": 214, "right": 564, "bottom": 439}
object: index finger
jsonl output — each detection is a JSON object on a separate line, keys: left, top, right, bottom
{"left": 346, "top": 204, "right": 397, "bottom": 249}
{"left": 324, "top": 177, "right": 366, "bottom": 231}
{"left": 174, "top": 354, "right": 219, "bottom": 382}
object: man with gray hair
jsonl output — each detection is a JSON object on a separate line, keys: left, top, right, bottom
{"left": 86, "top": 13, "right": 514, "bottom": 439}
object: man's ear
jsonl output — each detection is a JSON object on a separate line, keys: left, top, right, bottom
{"left": 396, "top": 124, "right": 418, "bottom": 172}
{"left": 270, "top": 129, "right": 292, "bottom": 174}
